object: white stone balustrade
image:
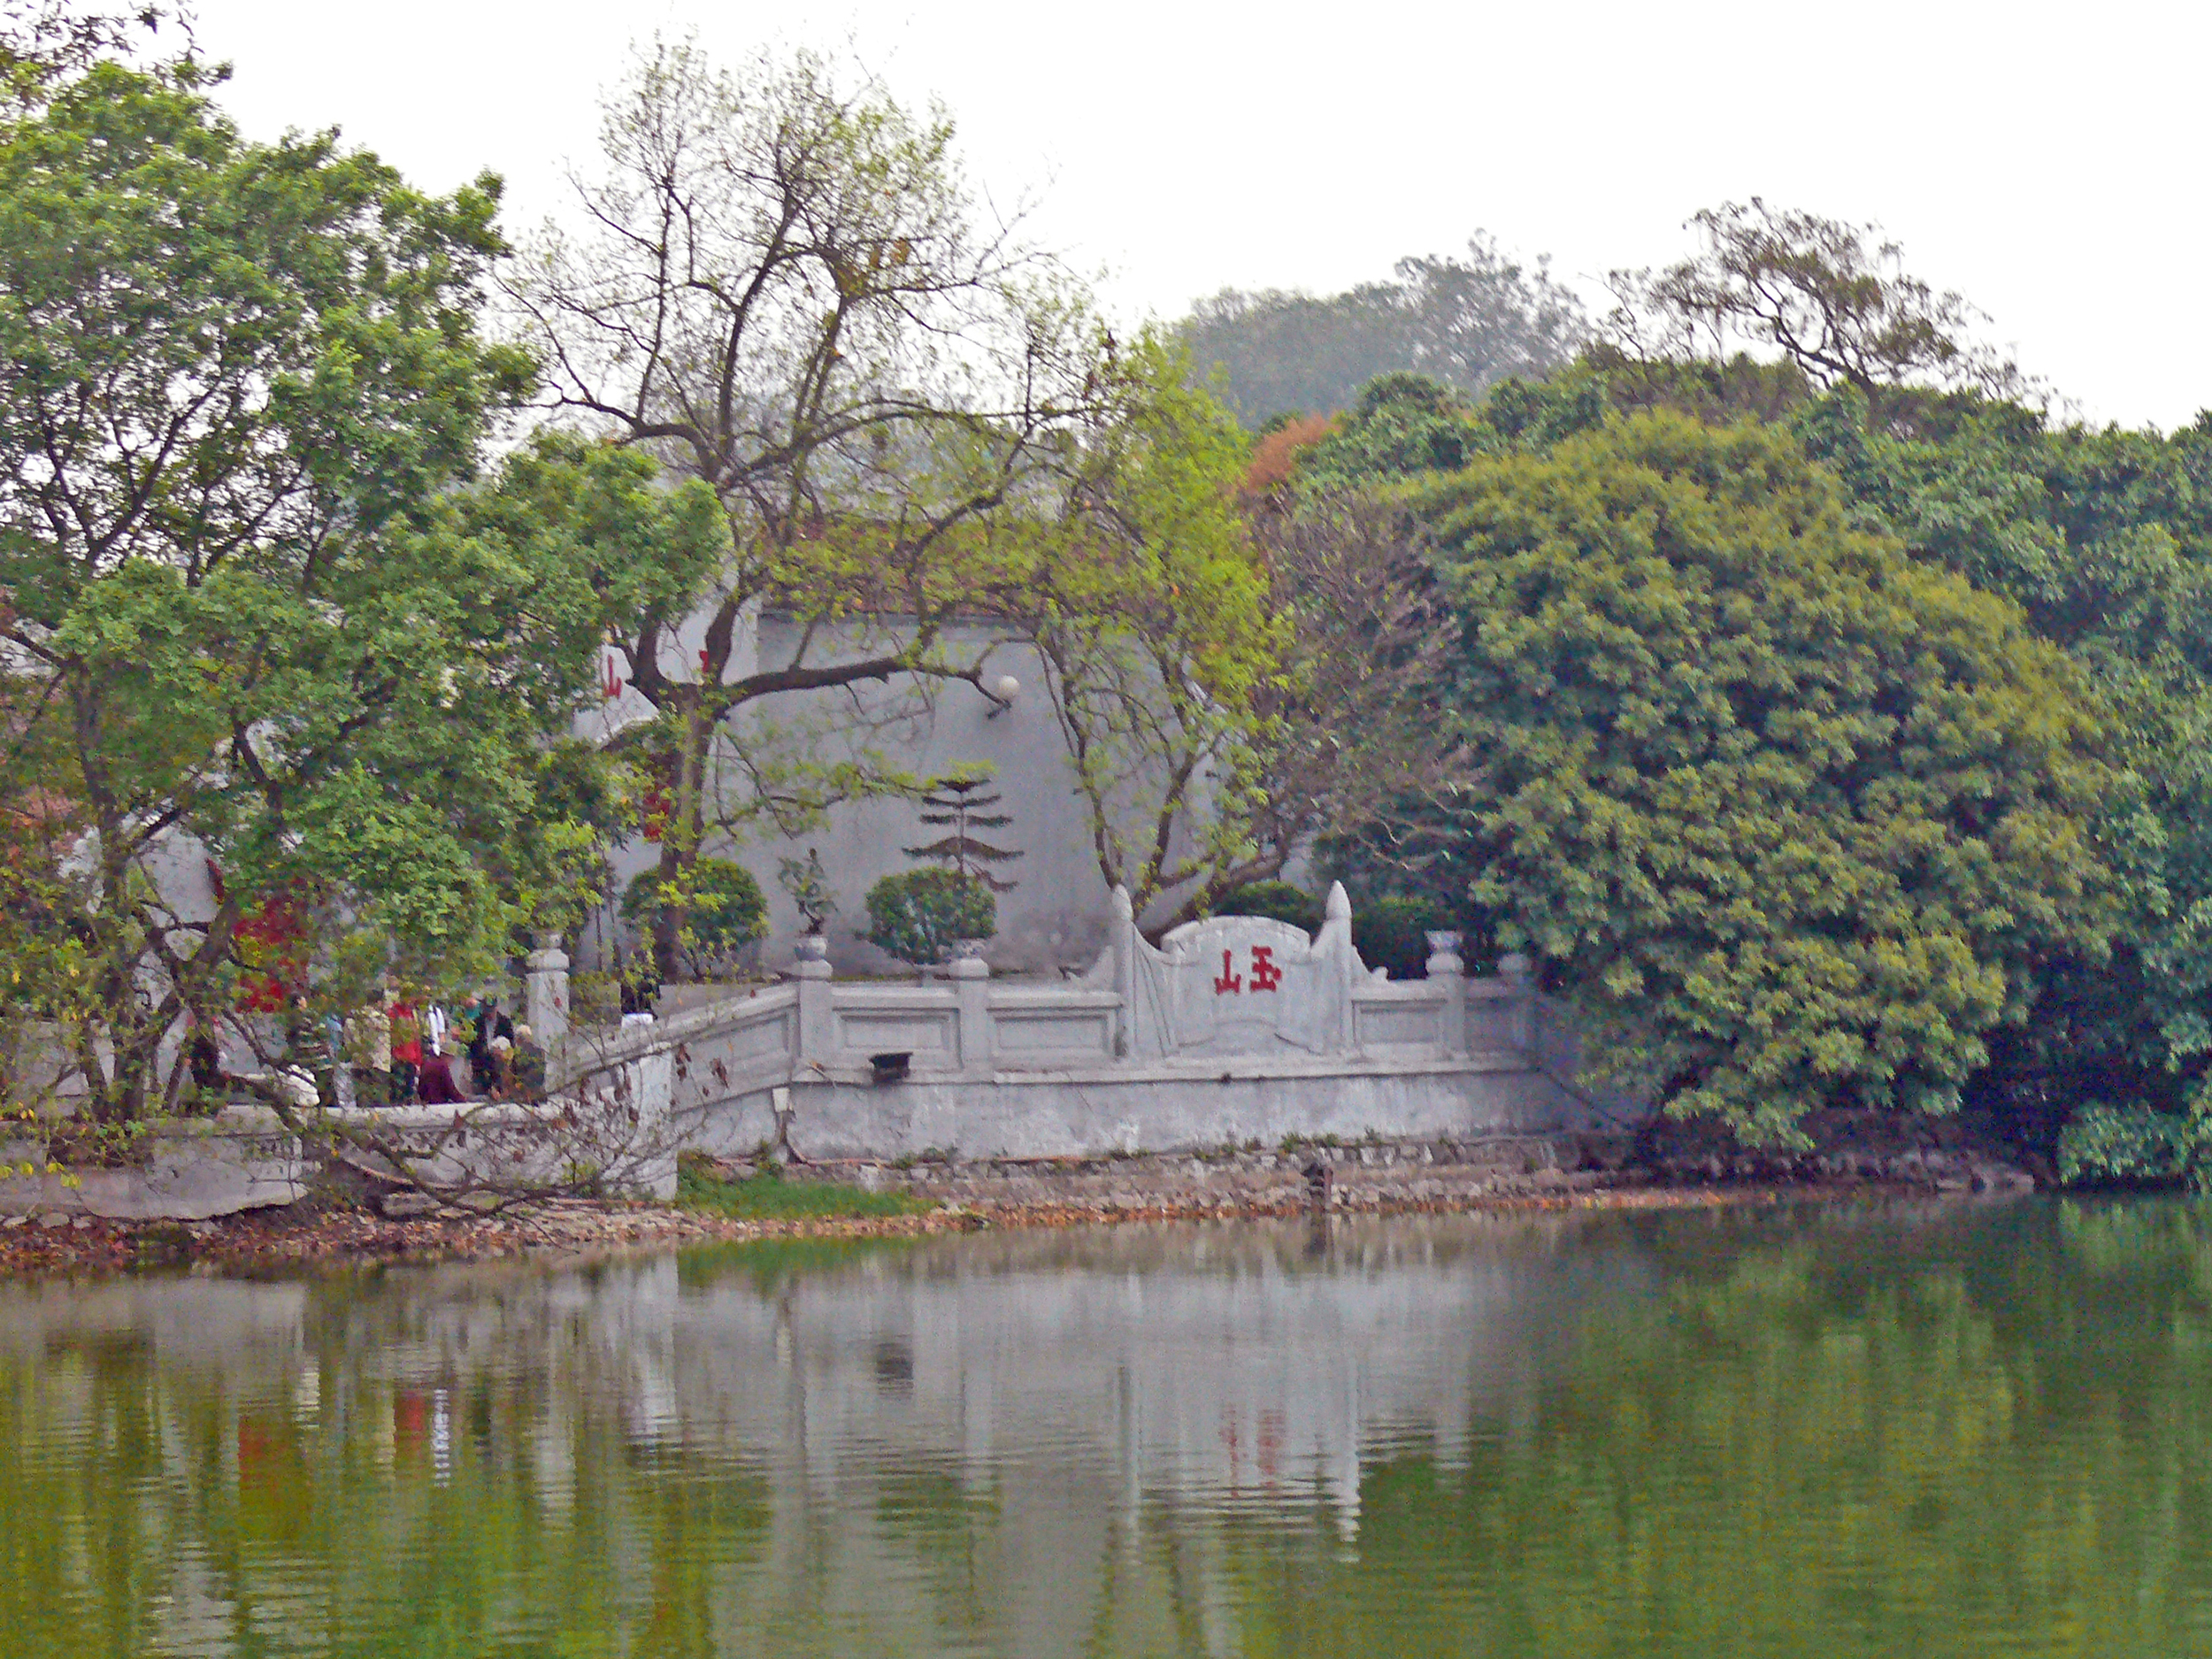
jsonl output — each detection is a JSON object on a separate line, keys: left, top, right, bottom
{"left": 546, "top": 883, "right": 1611, "bottom": 1164}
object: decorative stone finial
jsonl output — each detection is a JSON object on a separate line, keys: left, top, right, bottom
{"left": 1325, "top": 881, "right": 1351, "bottom": 922}
{"left": 1112, "top": 885, "right": 1133, "bottom": 921}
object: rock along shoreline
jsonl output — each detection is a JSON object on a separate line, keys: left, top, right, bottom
{"left": 0, "top": 1125, "right": 2042, "bottom": 1278}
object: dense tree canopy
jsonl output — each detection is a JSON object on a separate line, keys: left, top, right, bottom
{"left": 0, "top": 48, "right": 720, "bottom": 1119}
{"left": 1417, "top": 413, "right": 2126, "bottom": 1143}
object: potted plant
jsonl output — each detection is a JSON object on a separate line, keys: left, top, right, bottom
{"left": 864, "top": 869, "right": 996, "bottom": 974}
{"left": 779, "top": 849, "right": 837, "bottom": 963}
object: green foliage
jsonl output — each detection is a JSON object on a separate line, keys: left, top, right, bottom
{"left": 620, "top": 857, "right": 768, "bottom": 979}
{"left": 2055, "top": 1104, "right": 2203, "bottom": 1187}
{"left": 1212, "top": 881, "right": 1322, "bottom": 933}
{"left": 0, "top": 52, "right": 722, "bottom": 1120}
{"left": 864, "top": 869, "right": 995, "bottom": 966}
{"left": 1295, "top": 373, "right": 1481, "bottom": 491}
{"left": 1031, "top": 333, "right": 1282, "bottom": 918}
{"left": 1352, "top": 895, "right": 1451, "bottom": 980}
{"left": 1420, "top": 411, "right": 2127, "bottom": 1143}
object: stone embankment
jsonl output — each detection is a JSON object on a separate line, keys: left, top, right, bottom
{"left": 774, "top": 1122, "right": 2039, "bottom": 1217}
{"left": 0, "top": 1125, "right": 2042, "bottom": 1277}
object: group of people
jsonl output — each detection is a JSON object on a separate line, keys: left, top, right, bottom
{"left": 285, "top": 987, "right": 547, "bottom": 1110}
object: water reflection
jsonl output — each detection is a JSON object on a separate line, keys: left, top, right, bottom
{"left": 6, "top": 1200, "right": 2212, "bottom": 1655}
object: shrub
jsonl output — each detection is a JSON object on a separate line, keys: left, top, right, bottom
{"left": 568, "top": 970, "right": 621, "bottom": 1029}
{"left": 620, "top": 857, "right": 768, "bottom": 978}
{"left": 2056, "top": 1104, "right": 2202, "bottom": 1187}
{"left": 1213, "top": 880, "right": 1322, "bottom": 933}
{"left": 864, "top": 869, "right": 995, "bottom": 966}
{"left": 1352, "top": 895, "right": 1450, "bottom": 980}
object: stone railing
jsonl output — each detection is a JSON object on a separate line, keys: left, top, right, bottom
{"left": 558, "top": 883, "right": 1540, "bottom": 1103}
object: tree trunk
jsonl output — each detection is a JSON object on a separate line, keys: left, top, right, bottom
{"left": 649, "top": 703, "right": 710, "bottom": 985}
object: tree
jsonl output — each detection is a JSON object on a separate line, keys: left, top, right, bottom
{"left": 1033, "top": 401, "right": 1461, "bottom": 931}
{"left": 0, "top": 44, "right": 720, "bottom": 1123}
{"left": 1179, "top": 233, "right": 1586, "bottom": 424}
{"left": 1604, "top": 199, "right": 2032, "bottom": 411}
{"left": 1417, "top": 411, "right": 2127, "bottom": 1144}
{"left": 618, "top": 856, "right": 768, "bottom": 980}
{"left": 512, "top": 39, "right": 1127, "bottom": 981}
{"left": 1027, "top": 339, "right": 1279, "bottom": 924}
{"left": 1294, "top": 373, "right": 1479, "bottom": 490}
{"left": 0, "top": 0, "right": 173, "bottom": 107}
{"left": 903, "top": 776, "right": 1021, "bottom": 893}
{"left": 1787, "top": 388, "right": 2212, "bottom": 1154}
{"left": 1224, "top": 494, "right": 1465, "bottom": 908}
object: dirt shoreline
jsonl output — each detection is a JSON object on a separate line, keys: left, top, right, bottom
{"left": 0, "top": 1166, "right": 2016, "bottom": 1278}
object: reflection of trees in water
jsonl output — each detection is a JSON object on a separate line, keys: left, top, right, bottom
{"left": 0, "top": 1265, "right": 775, "bottom": 1658}
{"left": 1196, "top": 1199, "right": 2212, "bottom": 1656}
{"left": 5, "top": 1205, "right": 2212, "bottom": 1654}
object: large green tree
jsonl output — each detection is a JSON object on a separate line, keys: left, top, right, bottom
{"left": 0, "top": 42, "right": 720, "bottom": 1121}
{"left": 1419, "top": 412, "right": 2127, "bottom": 1143}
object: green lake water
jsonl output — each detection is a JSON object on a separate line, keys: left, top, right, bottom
{"left": 6, "top": 1197, "right": 2212, "bottom": 1656}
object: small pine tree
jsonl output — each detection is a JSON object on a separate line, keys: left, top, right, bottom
{"left": 902, "top": 776, "right": 1023, "bottom": 894}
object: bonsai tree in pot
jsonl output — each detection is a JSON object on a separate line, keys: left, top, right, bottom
{"left": 778, "top": 849, "right": 838, "bottom": 962}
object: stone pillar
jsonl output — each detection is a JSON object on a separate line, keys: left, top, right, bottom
{"left": 525, "top": 933, "right": 570, "bottom": 1045}
{"left": 1321, "top": 882, "right": 1356, "bottom": 1056}
{"left": 949, "top": 939, "right": 991, "bottom": 1072}
{"left": 1425, "top": 931, "right": 1466, "bottom": 1056}
{"left": 1497, "top": 952, "right": 1536, "bottom": 1056}
{"left": 1110, "top": 885, "right": 1138, "bottom": 1059}
{"left": 626, "top": 1048, "right": 677, "bottom": 1200}
{"left": 792, "top": 932, "right": 834, "bottom": 1064}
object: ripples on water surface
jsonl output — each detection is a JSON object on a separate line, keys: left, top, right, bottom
{"left": 6, "top": 1198, "right": 2212, "bottom": 1655}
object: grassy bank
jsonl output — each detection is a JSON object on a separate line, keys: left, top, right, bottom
{"left": 673, "top": 1158, "right": 933, "bottom": 1222}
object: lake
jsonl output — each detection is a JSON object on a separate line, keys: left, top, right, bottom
{"left": 5, "top": 1197, "right": 2211, "bottom": 1656}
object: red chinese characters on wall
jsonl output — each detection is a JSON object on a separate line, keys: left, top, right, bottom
{"left": 1214, "top": 945, "right": 1282, "bottom": 995}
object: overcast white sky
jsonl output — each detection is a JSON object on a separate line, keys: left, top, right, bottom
{"left": 187, "top": 0, "right": 2208, "bottom": 430}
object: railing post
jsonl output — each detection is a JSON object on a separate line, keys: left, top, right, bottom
{"left": 1497, "top": 952, "right": 1536, "bottom": 1056}
{"left": 626, "top": 1048, "right": 676, "bottom": 1199}
{"left": 1425, "top": 931, "right": 1466, "bottom": 1056}
{"left": 792, "top": 933, "right": 834, "bottom": 1064}
{"left": 949, "top": 939, "right": 991, "bottom": 1073}
{"left": 1110, "top": 885, "right": 1138, "bottom": 1058}
{"left": 525, "top": 933, "right": 571, "bottom": 1046}
{"left": 1323, "top": 882, "right": 1356, "bottom": 1056}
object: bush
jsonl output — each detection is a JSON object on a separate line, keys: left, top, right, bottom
{"left": 2057, "top": 1104, "right": 2202, "bottom": 1187}
{"left": 568, "top": 970, "right": 620, "bottom": 1029}
{"left": 1353, "top": 895, "right": 1450, "bottom": 980}
{"left": 864, "top": 869, "right": 995, "bottom": 966}
{"left": 620, "top": 856, "right": 768, "bottom": 978}
{"left": 1213, "top": 880, "right": 1322, "bottom": 933}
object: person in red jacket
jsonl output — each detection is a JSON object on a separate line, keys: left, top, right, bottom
{"left": 388, "top": 992, "right": 423, "bottom": 1103}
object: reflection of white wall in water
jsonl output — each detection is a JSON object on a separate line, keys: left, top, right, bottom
{"left": 0, "top": 1223, "right": 1640, "bottom": 1653}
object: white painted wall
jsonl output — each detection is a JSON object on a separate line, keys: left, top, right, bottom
{"left": 584, "top": 617, "right": 1185, "bottom": 979}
